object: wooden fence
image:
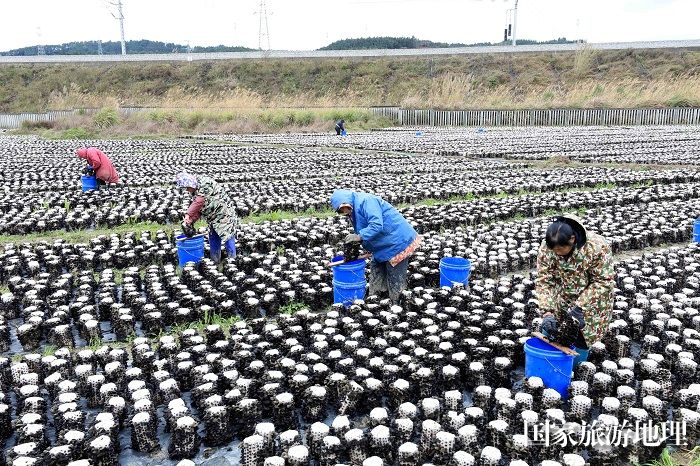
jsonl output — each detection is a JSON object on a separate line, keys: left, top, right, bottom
{"left": 370, "top": 107, "right": 700, "bottom": 127}
{"left": 0, "top": 110, "right": 77, "bottom": 129}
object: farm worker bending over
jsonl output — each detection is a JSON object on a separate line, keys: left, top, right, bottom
{"left": 76, "top": 147, "right": 119, "bottom": 186}
{"left": 331, "top": 189, "right": 421, "bottom": 302}
{"left": 536, "top": 214, "right": 614, "bottom": 366}
{"left": 174, "top": 173, "right": 239, "bottom": 263}
{"left": 335, "top": 119, "right": 346, "bottom": 136}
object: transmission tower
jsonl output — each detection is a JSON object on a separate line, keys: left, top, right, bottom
{"left": 257, "top": 0, "right": 270, "bottom": 51}
{"left": 108, "top": 0, "right": 127, "bottom": 55}
{"left": 36, "top": 27, "right": 45, "bottom": 56}
{"left": 503, "top": 0, "right": 519, "bottom": 46}
{"left": 97, "top": 40, "right": 104, "bottom": 55}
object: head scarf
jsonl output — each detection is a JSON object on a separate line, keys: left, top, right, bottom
{"left": 76, "top": 148, "right": 89, "bottom": 159}
{"left": 174, "top": 172, "right": 198, "bottom": 189}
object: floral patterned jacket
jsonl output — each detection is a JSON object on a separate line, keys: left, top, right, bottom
{"left": 535, "top": 215, "right": 615, "bottom": 345}
{"left": 191, "top": 175, "right": 239, "bottom": 242}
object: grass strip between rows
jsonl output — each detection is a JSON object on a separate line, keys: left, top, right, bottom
{"left": 0, "top": 179, "right": 665, "bottom": 245}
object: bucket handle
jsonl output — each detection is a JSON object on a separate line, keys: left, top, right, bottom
{"left": 341, "top": 267, "right": 368, "bottom": 282}
{"left": 439, "top": 270, "right": 470, "bottom": 286}
{"left": 542, "top": 355, "right": 572, "bottom": 379}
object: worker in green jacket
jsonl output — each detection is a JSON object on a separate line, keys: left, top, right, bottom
{"left": 536, "top": 214, "right": 615, "bottom": 365}
{"left": 175, "top": 173, "right": 239, "bottom": 263}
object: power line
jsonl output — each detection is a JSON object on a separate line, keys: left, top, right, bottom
{"left": 512, "top": 0, "right": 518, "bottom": 46}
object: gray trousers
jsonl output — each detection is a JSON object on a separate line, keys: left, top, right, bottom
{"left": 369, "top": 257, "right": 410, "bottom": 302}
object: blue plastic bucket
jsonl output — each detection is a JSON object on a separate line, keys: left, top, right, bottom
{"left": 524, "top": 337, "right": 575, "bottom": 398}
{"left": 332, "top": 255, "right": 366, "bottom": 306}
{"left": 439, "top": 257, "right": 471, "bottom": 288}
{"left": 81, "top": 175, "right": 98, "bottom": 192}
{"left": 694, "top": 219, "right": 700, "bottom": 243}
{"left": 176, "top": 234, "right": 205, "bottom": 267}
{"left": 341, "top": 130, "right": 347, "bottom": 136}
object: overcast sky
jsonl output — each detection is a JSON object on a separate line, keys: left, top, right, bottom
{"left": 0, "top": 0, "right": 696, "bottom": 52}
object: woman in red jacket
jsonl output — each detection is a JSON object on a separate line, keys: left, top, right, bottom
{"left": 76, "top": 147, "right": 120, "bottom": 186}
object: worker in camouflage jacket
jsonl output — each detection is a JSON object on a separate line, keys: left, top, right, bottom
{"left": 175, "top": 173, "right": 239, "bottom": 263}
{"left": 535, "top": 214, "right": 614, "bottom": 365}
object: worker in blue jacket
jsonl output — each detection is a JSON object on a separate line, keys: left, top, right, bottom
{"left": 331, "top": 189, "right": 422, "bottom": 302}
{"left": 335, "top": 119, "right": 346, "bottom": 136}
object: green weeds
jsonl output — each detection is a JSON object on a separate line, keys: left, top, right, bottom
{"left": 644, "top": 448, "right": 700, "bottom": 466}
{"left": 169, "top": 311, "right": 241, "bottom": 336}
{"left": 0, "top": 221, "right": 176, "bottom": 245}
{"left": 93, "top": 107, "right": 120, "bottom": 129}
{"left": 280, "top": 302, "right": 308, "bottom": 315}
{"left": 245, "top": 207, "right": 335, "bottom": 224}
{"left": 58, "top": 127, "right": 95, "bottom": 140}
{"left": 594, "top": 182, "right": 617, "bottom": 190}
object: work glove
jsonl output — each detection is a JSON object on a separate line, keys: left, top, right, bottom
{"left": 540, "top": 314, "right": 559, "bottom": 341}
{"left": 181, "top": 222, "right": 196, "bottom": 238}
{"left": 556, "top": 307, "right": 585, "bottom": 347}
{"left": 344, "top": 233, "right": 362, "bottom": 244}
{"left": 567, "top": 306, "right": 586, "bottom": 329}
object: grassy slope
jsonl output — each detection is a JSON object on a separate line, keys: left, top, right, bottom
{"left": 2, "top": 48, "right": 700, "bottom": 113}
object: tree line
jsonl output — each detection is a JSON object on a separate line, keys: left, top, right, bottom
{"left": 2, "top": 37, "right": 580, "bottom": 56}
{"left": 320, "top": 36, "right": 579, "bottom": 50}
{"left": 1, "top": 40, "right": 254, "bottom": 56}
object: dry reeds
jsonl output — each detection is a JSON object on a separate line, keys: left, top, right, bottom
{"left": 399, "top": 75, "right": 700, "bottom": 110}
{"left": 28, "top": 107, "right": 393, "bottom": 139}
{"left": 8, "top": 49, "right": 700, "bottom": 117}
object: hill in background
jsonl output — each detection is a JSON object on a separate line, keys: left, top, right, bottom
{"left": 2, "top": 36, "right": 582, "bottom": 56}
{"left": 319, "top": 36, "right": 578, "bottom": 50}
{"left": 1, "top": 40, "right": 254, "bottom": 56}
{"left": 319, "top": 36, "right": 467, "bottom": 50}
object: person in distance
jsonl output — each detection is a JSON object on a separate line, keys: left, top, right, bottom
{"left": 335, "top": 119, "right": 346, "bottom": 136}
